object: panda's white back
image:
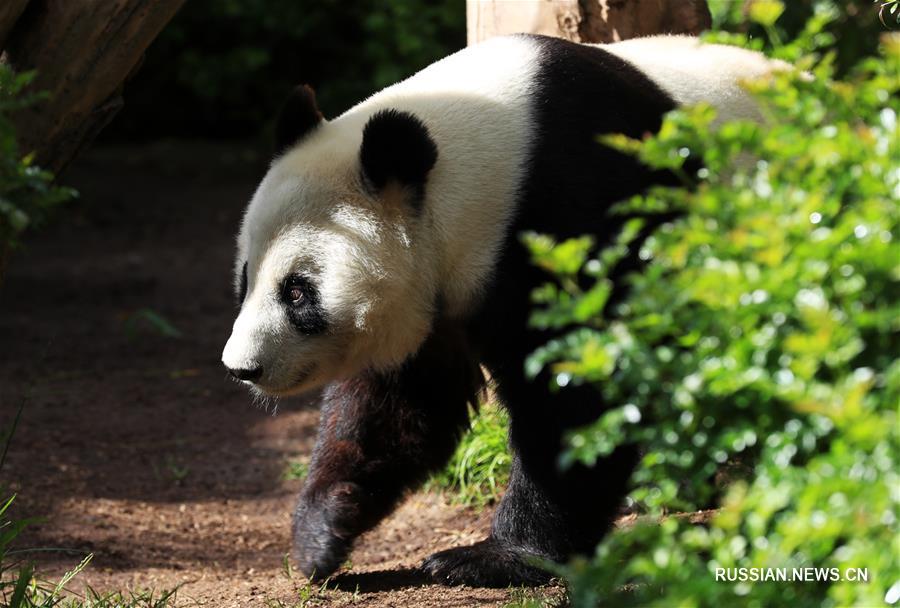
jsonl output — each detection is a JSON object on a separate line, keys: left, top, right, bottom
{"left": 600, "top": 35, "right": 790, "bottom": 123}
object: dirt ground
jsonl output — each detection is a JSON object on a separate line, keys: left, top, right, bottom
{"left": 0, "top": 143, "right": 564, "bottom": 607}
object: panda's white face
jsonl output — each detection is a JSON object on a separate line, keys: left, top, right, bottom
{"left": 221, "top": 116, "right": 438, "bottom": 397}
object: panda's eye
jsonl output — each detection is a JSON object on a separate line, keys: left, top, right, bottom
{"left": 280, "top": 274, "right": 326, "bottom": 334}
{"left": 282, "top": 275, "right": 307, "bottom": 306}
{"left": 289, "top": 285, "right": 304, "bottom": 304}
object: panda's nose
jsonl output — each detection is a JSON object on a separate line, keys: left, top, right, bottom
{"left": 227, "top": 366, "right": 263, "bottom": 382}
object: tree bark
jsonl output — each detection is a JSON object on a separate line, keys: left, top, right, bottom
{"left": 467, "top": 0, "right": 712, "bottom": 45}
{"left": 0, "top": 0, "right": 30, "bottom": 50}
{"left": 578, "top": 0, "right": 712, "bottom": 42}
{"left": 2, "top": 0, "right": 186, "bottom": 175}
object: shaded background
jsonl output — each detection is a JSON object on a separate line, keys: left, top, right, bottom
{"left": 100, "top": 0, "right": 880, "bottom": 145}
{"left": 103, "top": 0, "right": 465, "bottom": 142}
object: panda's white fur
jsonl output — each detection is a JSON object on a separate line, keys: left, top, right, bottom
{"left": 222, "top": 34, "right": 785, "bottom": 396}
{"left": 601, "top": 35, "right": 791, "bottom": 123}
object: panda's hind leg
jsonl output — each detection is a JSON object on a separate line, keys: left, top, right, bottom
{"left": 423, "top": 368, "right": 638, "bottom": 587}
{"left": 422, "top": 457, "right": 560, "bottom": 586}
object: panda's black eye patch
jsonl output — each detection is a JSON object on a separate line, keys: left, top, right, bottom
{"left": 238, "top": 261, "right": 248, "bottom": 304}
{"left": 280, "top": 274, "right": 327, "bottom": 335}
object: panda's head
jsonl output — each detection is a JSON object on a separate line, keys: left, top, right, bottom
{"left": 222, "top": 85, "right": 439, "bottom": 396}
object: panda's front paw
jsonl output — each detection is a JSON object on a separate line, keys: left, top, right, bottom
{"left": 422, "top": 538, "right": 553, "bottom": 587}
{"left": 292, "top": 482, "right": 364, "bottom": 580}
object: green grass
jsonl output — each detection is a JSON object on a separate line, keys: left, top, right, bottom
{"left": 263, "top": 579, "right": 333, "bottom": 608}
{"left": 428, "top": 403, "right": 512, "bottom": 507}
{"left": 262, "top": 554, "right": 343, "bottom": 607}
{"left": 7, "top": 585, "right": 181, "bottom": 608}
{"left": 503, "top": 584, "right": 567, "bottom": 608}
{"left": 283, "top": 460, "right": 309, "bottom": 481}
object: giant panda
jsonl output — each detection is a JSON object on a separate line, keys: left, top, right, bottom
{"left": 222, "top": 34, "right": 786, "bottom": 587}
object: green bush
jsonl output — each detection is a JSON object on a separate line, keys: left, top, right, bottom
{"left": 526, "top": 13, "right": 899, "bottom": 608}
{"left": 709, "top": 0, "right": 886, "bottom": 74}
{"left": 0, "top": 65, "right": 75, "bottom": 273}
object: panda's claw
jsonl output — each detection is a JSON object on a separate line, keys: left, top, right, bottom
{"left": 421, "top": 538, "right": 553, "bottom": 588}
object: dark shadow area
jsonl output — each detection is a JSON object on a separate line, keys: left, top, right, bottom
{"left": 329, "top": 567, "right": 433, "bottom": 593}
{"left": 0, "top": 141, "right": 319, "bottom": 511}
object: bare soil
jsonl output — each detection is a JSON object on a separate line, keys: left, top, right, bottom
{"left": 0, "top": 142, "right": 563, "bottom": 607}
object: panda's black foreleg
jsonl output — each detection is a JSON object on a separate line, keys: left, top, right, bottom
{"left": 291, "top": 322, "right": 481, "bottom": 580}
{"left": 423, "top": 368, "right": 638, "bottom": 587}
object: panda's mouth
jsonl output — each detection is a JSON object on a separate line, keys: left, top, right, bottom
{"left": 293, "top": 364, "right": 316, "bottom": 385}
{"left": 262, "top": 364, "right": 318, "bottom": 397}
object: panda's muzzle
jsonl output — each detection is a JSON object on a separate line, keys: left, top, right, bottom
{"left": 226, "top": 365, "right": 263, "bottom": 383}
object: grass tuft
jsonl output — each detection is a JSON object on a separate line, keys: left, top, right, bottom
{"left": 428, "top": 403, "right": 511, "bottom": 507}
{"left": 2, "top": 403, "right": 180, "bottom": 608}
{"left": 283, "top": 460, "right": 309, "bottom": 482}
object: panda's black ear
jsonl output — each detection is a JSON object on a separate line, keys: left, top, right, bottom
{"left": 274, "top": 84, "right": 324, "bottom": 156}
{"left": 359, "top": 109, "right": 438, "bottom": 197}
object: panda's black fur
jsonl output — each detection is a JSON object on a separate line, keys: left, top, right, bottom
{"left": 274, "top": 84, "right": 324, "bottom": 156}
{"left": 358, "top": 109, "right": 439, "bottom": 202}
{"left": 285, "top": 35, "right": 684, "bottom": 587}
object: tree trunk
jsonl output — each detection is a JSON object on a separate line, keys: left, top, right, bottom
{"left": 0, "top": 0, "right": 30, "bottom": 49}
{"left": 2, "top": 0, "right": 186, "bottom": 175}
{"left": 467, "top": 0, "right": 584, "bottom": 44}
{"left": 467, "top": 0, "right": 712, "bottom": 45}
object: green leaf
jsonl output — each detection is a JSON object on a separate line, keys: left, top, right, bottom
{"left": 126, "top": 308, "right": 183, "bottom": 339}
{"left": 9, "top": 563, "right": 34, "bottom": 608}
{"left": 749, "top": 0, "right": 786, "bottom": 27}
